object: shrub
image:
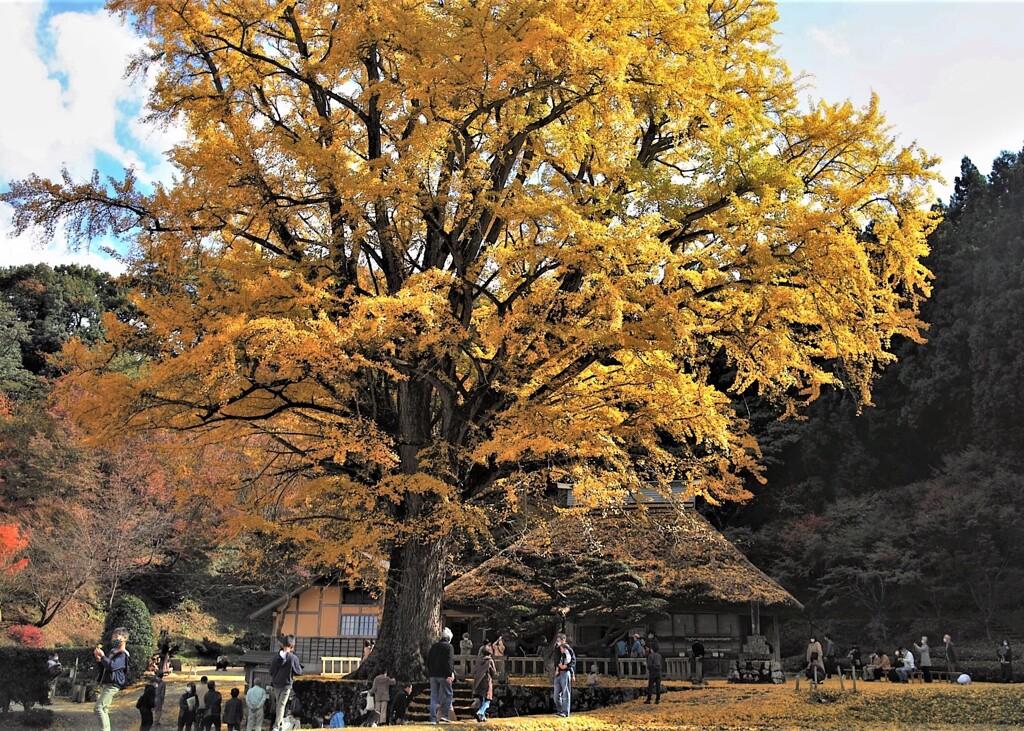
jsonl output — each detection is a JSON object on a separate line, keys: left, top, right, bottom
{"left": 102, "top": 594, "right": 154, "bottom": 685}
{"left": 7, "top": 625, "right": 45, "bottom": 649}
{"left": 0, "top": 649, "right": 52, "bottom": 713}
{"left": 233, "top": 629, "right": 267, "bottom": 653}
{"left": 197, "top": 637, "right": 223, "bottom": 659}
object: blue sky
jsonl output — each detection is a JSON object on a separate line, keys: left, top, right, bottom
{"left": 1, "top": 0, "right": 1023, "bottom": 271}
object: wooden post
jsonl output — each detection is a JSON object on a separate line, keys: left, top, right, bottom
{"left": 851, "top": 665, "right": 857, "bottom": 693}
{"left": 838, "top": 669, "right": 845, "bottom": 691}
{"left": 795, "top": 672, "right": 801, "bottom": 691}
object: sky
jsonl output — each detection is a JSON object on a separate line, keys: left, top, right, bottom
{"left": 0, "top": 1, "right": 1022, "bottom": 272}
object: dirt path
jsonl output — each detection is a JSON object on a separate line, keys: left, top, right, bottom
{"left": 2, "top": 669, "right": 248, "bottom": 731}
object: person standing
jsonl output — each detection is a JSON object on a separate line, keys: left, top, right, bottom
{"left": 192, "top": 676, "right": 208, "bottom": 731}
{"left": 244, "top": 681, "right": 267, "bottom": 731}
{"left": 614, "top": 636, "right": 628, "bottom": 673}
{"left": 202, "top": 681, "right": 223, "bottom": 731}
{"left": 177, "top": 683, "right": 198, "bottom": 731}
{"left": 460, "top": 633, "right": 474, "bottom": 657}
{"left": 506, "top": 630, "right": 522, "bottom": 657}
{"left": 690, "top": 640, "right": 706, "bottom": 685}
{"left": 805, "top": 638, "right": 824, "bottom": 684}
{"left": 913, "top": 637, "right": 933, "bottom": 683}
{"left": 473, "top": 646, "right": 497, "bottom": 722}
{"left": 552, "top": 633, "right": 576, "bottom": 718}
{"left": 371, "top": 670, "right": 397, "bottom": 725}
{"left": 269, "top": 635, "right": 303, "bottom": 731}
{"left": 45, "top": 652, "right": 62, "bottom": 702}
{"left": 823, "top": 635, "right": 838, "bottom": 679}
{"left": 943, "top": 634, "right": 960, "bottom": 681}
{"left": 137, "top": 678, "right": 158, "bottom": 731}
{"left": 94, "top": 627, "right": 131, "bottom": 731}
{"left": 153, "top": 672, "right": 167, "bottom": 725}
{"left": 222, "top": 688, "right": 243, "bottom": 731}
{"left": 645, "top": 646, "right": 664, "bottom": 704}
{"left": 630, "top": 633, "right": 643, "bottom": 658}
{"left": 998, "top": 640, "right": 1014, "bottom": 683}
{"left": 426, "top": 627, "right": 455, "bottom": 725}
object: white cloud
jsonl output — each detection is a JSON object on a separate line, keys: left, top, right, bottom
{"left": 0, "top": 3, "right": 144, "bottom": 180}
{"left": 0, "top": 201, "right": 126, "bottom": 273}
{"left": 806, "top": 26, "right": 851, "bottom": 58}
{"left": 776, "top": 3, "right": 1024, "bottom": 200}
{"left": 0, "top": 1, "right": 184, "bottom": 269}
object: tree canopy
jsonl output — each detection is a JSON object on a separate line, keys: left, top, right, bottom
{"left": 2, "top": 0, "right": 938, "bottom": 674}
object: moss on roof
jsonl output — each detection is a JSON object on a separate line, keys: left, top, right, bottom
{"left": 445, "top": 509, "right": 802, "bottom": 612}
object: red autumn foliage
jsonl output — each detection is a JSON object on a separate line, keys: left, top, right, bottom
{"left": 0, "top": 522, "right": 29, "bottom": 575}
{"left": 7, "top": 623, "right": 44, "bottom": 648}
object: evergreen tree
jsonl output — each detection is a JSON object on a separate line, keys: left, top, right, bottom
{"left": 727, "top": 144, "right": 1024, "bottom": 637}
{"left": 102, "top": 594, "right": 154, "bottom": 684}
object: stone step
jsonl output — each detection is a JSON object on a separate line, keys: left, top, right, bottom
{"left": 405, "top": 685, "right": 480, "bottom": 722}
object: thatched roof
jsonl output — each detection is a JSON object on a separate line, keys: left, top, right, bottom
{"left": 445, "top": 509, "right": 802, "bottom": 613}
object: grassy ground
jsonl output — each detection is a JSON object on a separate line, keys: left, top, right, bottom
{"left": 4, "top": 676, "right": 1023, "bottom": 730}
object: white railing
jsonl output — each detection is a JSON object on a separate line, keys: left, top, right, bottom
{"left": 321, "top": 656, "right": 363, "bottom": 675}
{"left": 453, "top": 654, "right": 714, "bottom": 680}
{"left": 317, "top": 653, "right": 722, "bottom": 680}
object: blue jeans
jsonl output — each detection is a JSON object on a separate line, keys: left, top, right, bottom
{"left": 476, "top": 698, "right": 491, "bottom": 719}
{"left": 895, "top": 666, "right": 915, "bottom": 682}
{"left": 429, "top": 677, "right": 452, "bottom": 722}
{"left": 94, "top": 684, "right": 120, "bottom": 731}
{"left": 553, "top": 671, "right": 572, "bottom": 716}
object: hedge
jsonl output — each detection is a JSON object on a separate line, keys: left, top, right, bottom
{"left": 0, "top": 647, "right": 92, "bottom": 714}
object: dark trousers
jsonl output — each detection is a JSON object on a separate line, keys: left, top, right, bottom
{"left": 921, "top": 665, "right": 933, "bottom": 683}
{"left": 177, "top": 711, "right": 195, "bottom": 731}
{"left": 1002, "top": 662, "right": 1013, "bottom": 682}
{"left": 140, "top": 709, "right": 154, "bottom": 731}
{"left": 201, "top": 714, "right": 221, "bottom": 731}
{"left": 646, "top": 672, "right": 662, "bottom": 703}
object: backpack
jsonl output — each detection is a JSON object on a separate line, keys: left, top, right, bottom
{"left": 563, "top": 645, "right": 577, "bottom": 677}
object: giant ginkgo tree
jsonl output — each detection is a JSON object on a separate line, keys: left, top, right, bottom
{"left": 3, "top": 0, "right": 938, "bottom": 675}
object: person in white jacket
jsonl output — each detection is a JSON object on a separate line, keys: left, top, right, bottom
{"left": 895, "top": 647, "right": 916, "bottom": 683}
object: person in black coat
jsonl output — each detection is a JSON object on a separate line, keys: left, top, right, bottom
{"left": 137, "top": 679, "right": 157, "bottom": 731}
{"left": 426, "top": 627, "right": 455, "bottom": 724}
{"left": 177, "top": 683, "right": 198, "bottom": 731}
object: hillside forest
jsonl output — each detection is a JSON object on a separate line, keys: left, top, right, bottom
{"left": 1, "top": 147, "right": 1021, "bottom": 657}
{"left": 717, "top": 150, "right": 1024, "bottom": 651}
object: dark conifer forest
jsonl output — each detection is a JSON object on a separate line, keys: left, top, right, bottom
{"left": 720, "top": 147, "right": 1024, "bottom": 647}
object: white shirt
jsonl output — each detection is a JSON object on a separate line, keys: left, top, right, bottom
{"left": 902, "top": 650, "right": 915, "bottom": 669}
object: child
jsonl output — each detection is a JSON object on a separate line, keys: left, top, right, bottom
{"left": 389, "top": 683, "right": 413, "bottom": 725}
{"left": 586, "top": 665, "right": 600, "bottom": 687}
{"left": 222, "top": 688, "right": 243, "bottom": 731}
{"left": 136, "top": 678, "right": 157, "bottom": 731}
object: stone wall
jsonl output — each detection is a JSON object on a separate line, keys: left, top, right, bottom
{"left": 291, "top": 679, "right": 682, "bottom": 726}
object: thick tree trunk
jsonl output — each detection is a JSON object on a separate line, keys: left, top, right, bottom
{"left": 354, "top": 536, "right": 448, "bottom": 680}
{"left": 352, "top": 371, "right": 450, "bottom": 680}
